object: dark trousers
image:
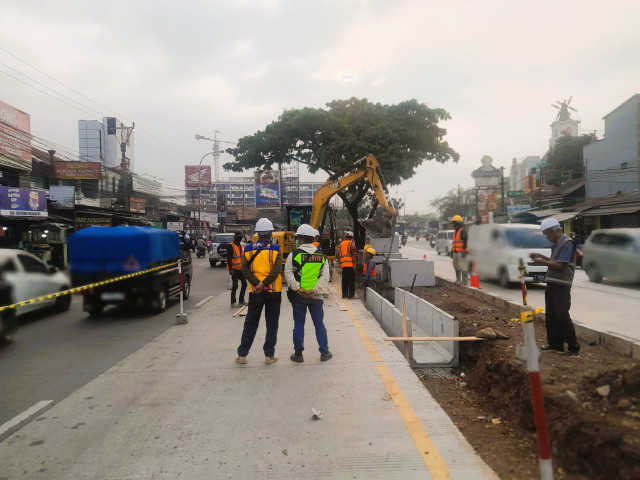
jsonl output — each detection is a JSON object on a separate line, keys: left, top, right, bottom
{"left": 230, "top": 269, "right": 247, "bottom": 305}
{"left": 342, "top": 266, "right": 355, "bottom": 298}
{"left": 237, "top": 292, "right": 281, "bottom": 357}
{"left": 544, "top": 283, "right": 580, "bottom": 352}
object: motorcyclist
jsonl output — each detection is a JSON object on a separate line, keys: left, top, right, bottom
{"left": 196, "top": 237, "right": 206, "bottom": 257}
{"left": 401, "top": 233, "right": 407, "bottom": 246}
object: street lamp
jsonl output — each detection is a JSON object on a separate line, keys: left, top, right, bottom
{"left": 402, "top": 190, "right": 415, "bottom": 220}
{"left": 196, "top": 151, "right": 213, "bottom": 238}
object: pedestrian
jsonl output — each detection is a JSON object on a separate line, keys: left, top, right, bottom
{"left": 451, "top": 215, "right": 469, "bottom": 285}
{"left": 529, "top": 218, "right": 581, "bottom": 355}
{"left": 227, "top": 230, "right": 247, "bottom": 308}
{"left": 284, "top": 224, "right": 332, "bottom": 363}
{"left": 338, "top": 231, "right": 357, "bottom": 298}
{"left": 360, "top": 247, "right": 377, "bottom": 299}
{"left": 236, "top": 218, "right": 282, "bottom": 365}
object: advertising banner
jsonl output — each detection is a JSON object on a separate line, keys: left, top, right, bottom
{"left": 507, "top": 205, "right": 531, "bottom": 219}
{"left": 0, "top": 100, "right": 31, "bottom": 164}
{"left": 129, "top": 196, "right": 146, "bottom": 214}
{"left": 50, "top": 185, "right": 75, "bottom": 209}
{"left": 185, "top": 165, "right": 212, "bottom": 187}
{"left": 166, "top": 221, "right": 183, "bottom": 231}
{"left": 54, "top": 161, "right": 102, "bottom": 179}
{"left": 254, "top": 171, "right": 281, "bottom": 208}
{"left": 0, "top": 186, "right": 47, "bottom": 217}
{"left": 75, "top": 213, "right": 112, "bottom": 229}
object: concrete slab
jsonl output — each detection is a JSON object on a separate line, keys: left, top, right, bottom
{"left": 633, "top": 342, "right": 640, "bottom": 361}
{"left": 387, "top": 259, "right": 436, "bottom": 288}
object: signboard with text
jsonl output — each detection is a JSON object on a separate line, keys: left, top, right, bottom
{"left": 50, "top": 185, "right": 75, "bottom": 209}
{"left": 0, "top": 100, "right": 31, "bottom": 164}
{"left": 254, "top": 171, "right": 281, "bottom": 209}
{"left": 75, "top": 214, "right": 112, "bottom": 229}
{"left": 0, "top": 186, "right": 47, "bottom": 217}
{"left": 129, "top": 196, "right": 146, "bottom": 214}
{"left": 54, "top": 161, "right": 102, "bottom": 179}
{"left": 185, "top": 165, "right": 212, "bottom": 187}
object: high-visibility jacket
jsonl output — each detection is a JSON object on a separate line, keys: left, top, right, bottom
{"left": 452, "top": 228, "right": 468, "bottom": 253}
{"left": 290, "top": 248, "right": 326, "bottom": 290}
{"left": 339, "top": 239, "right": 355, "bottom": 268}
{"left": 243, "top": 243, "right": 282, "bottom": 292}
{"left": 230, "top": 243, "right": 242, "bottom": 270}
{"left": 363, "top": 259, "right": 377, "bottom": 278}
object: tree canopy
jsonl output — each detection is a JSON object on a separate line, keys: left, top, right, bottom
{"left": 546, "top": 133, "right": 595, "bottom": 186}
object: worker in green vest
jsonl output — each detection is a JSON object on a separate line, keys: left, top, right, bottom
{"left": 284, "top": 224, "right": 332, "bottom": 363}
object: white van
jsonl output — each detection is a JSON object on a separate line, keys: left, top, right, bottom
{"left": 467, "top": 224, "right": 552, "bottom": 288}
{"left": 435, "top": 230, "right": 454, "bottom": 256}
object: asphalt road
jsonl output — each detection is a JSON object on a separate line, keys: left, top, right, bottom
{"left": 0, "top": 257, "right": 229, "bottom": 427}
{"left": 401, "top": 238, "right": 640, "bottom": 342}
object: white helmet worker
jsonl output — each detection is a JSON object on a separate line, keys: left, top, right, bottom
{"left": 255, "top": 218, "right": 274, "bottom": 233}
{"left": 540, "top": 217, "right": 560, "bottom": 232}
{"left": 345, "top": 231, "right": 354, "bottom": 238}
{"left": 295, "top": 224, "right": 316, "bottom": 237}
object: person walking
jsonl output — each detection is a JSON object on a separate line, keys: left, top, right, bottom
{"left": 338, "top": 231, "right": 357, "bottom": 298}
{"left": 529, "top": 217, "right": 581, "bottom": 355}
{"left": 360, "top": 247, "right": 377, "bottom": 299}
{"left": 227, "top": 230, "right": 247, "bottom": 308}
{"left": 451, "top": 215, "right": 469, "bottom": 285}
{"left": 236, "top": 218, "right": 283, "bottom": 365}
{"left": 284, "top": 224, "right": 332, "bottom": 363}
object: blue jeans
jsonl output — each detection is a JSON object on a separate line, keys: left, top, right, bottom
{"left": 291, "top": 296, "right": 329, "bottom": 354}
{"left": 238, "top": 292, "right": 281, "bottom": 357}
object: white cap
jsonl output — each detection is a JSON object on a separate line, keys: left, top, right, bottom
{"left": 345, "top": 231, "right": 354, "bottom": 237}
{"left": 255, "top": 218, "right": 274, "bottom": 232}
{"left": 540, "top": 217, "right": 560, "bottom": 232}
{"left": 295, "top": 224, "right": 316, "bottom": 236}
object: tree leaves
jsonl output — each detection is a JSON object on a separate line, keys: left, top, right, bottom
{"left": 546, "top": 133, "right": 595, "bottom": 186}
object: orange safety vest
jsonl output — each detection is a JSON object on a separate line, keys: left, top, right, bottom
{"left": 230, "top": 243, "right": 242, "bottom": 270}
{"left": 312, "top": 241, "right": 320, "bottom": 249}
{"left": 363, "top": 259, "right": 377, "bottom": 278}
{"left": 339, "top": 239, "right": 355, "bottom": 268}
{"left": 452, "top": 228, "right": 468, "bottom": 253}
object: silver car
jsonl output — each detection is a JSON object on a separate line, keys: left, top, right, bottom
{"left": 208, "top": 233, "right": 236, "bottom": 267}
{"left": 582, "top": 228, "right": 640, "bottom": 284}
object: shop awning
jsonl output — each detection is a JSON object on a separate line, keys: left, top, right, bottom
{"left": 554, "top": 211, "right": 578, "bottom": 222}
{"left": 582, "top": 204, "right": 640, "bottom": 216}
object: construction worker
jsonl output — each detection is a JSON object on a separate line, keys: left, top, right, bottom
{"left": 236, "top": 218, "right": 282, "bottom": 365}
{"left": 360, "top": 247, "right": 377, "bottom": 299}
{"left": 451, "top": 215, "right": 469, "bottom": 285}
{"left": 284, "top": 224, "right": 332, "bottom": 363}
{"left": 227, "top": 230, "right": 247, "bottom": 308}
{"left": 338, "top": 231, "right": 358, "bottom": 298}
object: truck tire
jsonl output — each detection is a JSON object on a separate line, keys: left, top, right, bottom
{"left": 182, "top": 275, "right": 191, "bottom": 300}
{"left": 210, "top": 260, "right": 217, "bottom": 267}
{"left": 153, "top": 286, "right": 168, "bottom": 313}
{"left": 54, "top": 291, "right": 72, "bottom": 312}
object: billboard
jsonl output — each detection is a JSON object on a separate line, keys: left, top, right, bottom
{"left": 129, "top": 196, "right": 146, "bottom": 214}
{"left": 75, "top": 213, "right": 111, "bottom": 229}
{"left": 0, "top": 186, "right": 47, "bottom": 217}
{"left": 50, "top": 185, "right": 75, "bottom": 209}
{"left": 0, "top": 100, "right": 31, "bottom": 164}
{"left": 185, "top": 165, "right": 212, "bottom": 187}
{"left": 54, "top": 161, "right": 102, "bottom": 179}
{"left": 254, "top": 171, "right": 281, "bottom": 209}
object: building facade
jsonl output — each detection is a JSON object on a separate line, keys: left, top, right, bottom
{"left": 79, "top": 117, "right": 135, "bottom": 169}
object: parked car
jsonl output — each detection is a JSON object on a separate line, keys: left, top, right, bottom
{"left": 582, "top": 228, "right": 640, "bottom": 284}
{"left": 435, "top": 230, "right": 454, "bottom": 256}
{"left": 467, "top": 224, "right": 552, "bottom": 288}
{"left": 208, "top": 233, "right": 237, "bottom": 267}
{"left": 0, "top": 249, "right": 72, "bottom": 316}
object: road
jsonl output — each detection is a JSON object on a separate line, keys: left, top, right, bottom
{"left": 401, "top": 237, "right": 640, "bottom": 342}
{"left": 0, "top": 257, "right": 229, "bottom": 427}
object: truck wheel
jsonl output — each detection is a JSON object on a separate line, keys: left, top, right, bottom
{"left": 88, "top": 302, "right": 103, "bottom": 317}
{"left": 210, "top": 260, "right": 217, "bottom": 267}
{"left": 182, "top": 276, "right": 191, "bottom": 300}
{"left": 498, "top": 268, "right": 511, "bottom": 289}
{"left": 153, "top": 287, "right": 168, "bottom": 313}
{"left": 54, "top": 292, "right": 72, "bottom": 312}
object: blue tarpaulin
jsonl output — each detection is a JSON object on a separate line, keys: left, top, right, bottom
{"left": 69, "top": 226, "right": 180, "bottom": 276}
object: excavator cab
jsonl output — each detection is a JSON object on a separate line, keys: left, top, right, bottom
{"left": 286, "top": 205, "right": 338, "bottom": 259}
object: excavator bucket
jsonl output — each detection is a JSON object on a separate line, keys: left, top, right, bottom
{"left": 359, "top": 217, "right": 394, "bottom": 238}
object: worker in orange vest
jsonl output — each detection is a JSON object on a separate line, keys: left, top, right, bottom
{"left": 451, "top": 215, "right": 469, "bottom": 285}
{"left": 338, "top": 231, "right": 358, "bottom": 298}
{"left": 360, "top": 247, "right": 378, "bottom": 299}
{"left": 227, "top": 230, "right": 247, "bottom": 307}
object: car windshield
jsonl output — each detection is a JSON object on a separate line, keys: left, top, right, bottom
{"left": 505, "top": 229, "right": 552, "bottom": 248}
{"left": 212, "top": 234, "right": 234, "bottom": 243}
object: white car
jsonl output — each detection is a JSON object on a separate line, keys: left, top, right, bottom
{"left": 0, "top": 249, "right": 72, "bottom": 316}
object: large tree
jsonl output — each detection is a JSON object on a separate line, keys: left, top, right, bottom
{"left": 224, "top": 97, "right": 459, "bottom": 245}
{"left": 546, "top": 133, "right": 596, "bottom": 186}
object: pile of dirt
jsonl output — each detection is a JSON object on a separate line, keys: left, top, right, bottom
{"left": 370, "top": 283, "right": 640, "bottom": 480}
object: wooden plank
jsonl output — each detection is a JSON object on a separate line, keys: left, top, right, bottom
{"left": 401, "top": 302, "right": 410, "bottom": 361}
{"left": 384, "top": 336, "right": 487, "bottom": 342}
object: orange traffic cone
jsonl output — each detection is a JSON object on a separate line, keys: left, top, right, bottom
{"left": 470, "top": 261, "right": 481, "bottom": 289}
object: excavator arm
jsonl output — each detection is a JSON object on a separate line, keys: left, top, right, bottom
{"left": 310, "top": 154, "right": 397, "bottom": 238}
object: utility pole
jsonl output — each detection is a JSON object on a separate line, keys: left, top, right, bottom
{"left": 500, "top": 166, "right": 505, "bottom": 215}
{"left": 47, "top": 150, "right": 56, "bottom": 190}
{"left": 539, "top": 168, "right": 543, "bottom": 209}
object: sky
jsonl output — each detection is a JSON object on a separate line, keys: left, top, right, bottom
{"left": 1, "top": 0, "right": 639, "bottom": 215}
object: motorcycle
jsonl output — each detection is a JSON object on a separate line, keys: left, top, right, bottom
{"left": 196, "top": 245, "right": 207, "bottom": 258}
{"left": 401, "top": 235, "right": 407, "bottom": 246}
{"left": 429, "top": 235, "right": 436, "bottom": 248}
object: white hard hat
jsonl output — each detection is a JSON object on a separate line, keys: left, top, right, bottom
{"left": 255, "top": 218, "right": 274, "bottom": 232}
{"left": 345, "top": 231, "right": 354, "bottom": 237}
{"left": 540, "top": 217, "right": 560, "bottom": 232}
{"left": 312, "top": 228, "right": 320, "bottom": 236}
{"left": 295, "top": 224, "right": 316, "bottom": 236}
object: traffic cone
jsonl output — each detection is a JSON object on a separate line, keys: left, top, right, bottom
{"left": 470, "top": 261, "right": 481, "bottom": 289}
{"left": 423, "top": 254, "right": 426, "bottom": 259}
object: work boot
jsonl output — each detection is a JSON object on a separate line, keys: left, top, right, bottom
{"left": 239, "top": 301, "right": 247, "bottom": 306}
{"left": 290, "top": 352, "right": 304, "bottom": 363}
{"left": 265, "top": 356, "right": 279, "bottom": 364}
{"left": 231, "top": 303, "right": 239, "bottom": 308}
{"left": 236, "top": 356, "right": 247, "bottom": 364}
{"left": 320, "top": 351, "right": 333, "bottom": 362}
{"left": 540, "top": 345, "right": 564, "bottom": 353}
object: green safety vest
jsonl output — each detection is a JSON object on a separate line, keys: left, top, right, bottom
{"left": 291, "top": 248, "right": 326, "bottom": 290}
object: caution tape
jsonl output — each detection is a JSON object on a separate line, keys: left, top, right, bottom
{"left": 0, "top": 261, "right": 179, "bottom": 313}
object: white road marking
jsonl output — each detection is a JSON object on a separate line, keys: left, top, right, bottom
{"left": 0, "top": 400, "right": 54, "bottom": 439}
{"left": 195, "top": 296, "right": 215, "bottom": 308}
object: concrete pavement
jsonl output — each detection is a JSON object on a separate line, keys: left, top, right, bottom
{"left": 0, "top": 279, "right": 497, "bottom": 479}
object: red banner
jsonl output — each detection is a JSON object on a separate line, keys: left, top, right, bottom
{"left": 185, "top": 165, "right": 211, "bottom": 187}
{"left": 54, "top": 161, "right": 102, "bottom": 179}
{"left": 129, "top": 196, "right": 146, "bottom": 214}
{"left": 0, "top": 100, "right": 31, "bottom": 163}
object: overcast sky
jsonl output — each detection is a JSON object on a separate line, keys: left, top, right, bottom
{"left": 1, "top": 0, "right": 639, "bottom": 214}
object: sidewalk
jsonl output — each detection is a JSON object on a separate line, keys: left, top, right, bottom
{"left": 0, "top": 281, "right": 498, "bottom": 479}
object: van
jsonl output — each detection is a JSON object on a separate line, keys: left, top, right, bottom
{"left": 435, "top": 230, "right": 454, "bottom": 255}
{"left": 467, "top": 223, "right": 552, "bottom": 288}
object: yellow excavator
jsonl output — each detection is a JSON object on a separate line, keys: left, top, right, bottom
{"left": 271, "top": 154, "right": 398, "bottom": 262}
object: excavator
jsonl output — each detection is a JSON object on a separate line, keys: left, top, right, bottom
{"left": 271, "top": 154, "right": 398, "bottom": 262}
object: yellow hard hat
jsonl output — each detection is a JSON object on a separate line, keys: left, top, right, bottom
{"left": 451, "top": 215, "right": 463, "bottom": 223}
{"left": 364, "top": 244, "right": 371, "bottom": 252}
{"left": 366, "top": 247, "right": 376, "bottom": 255}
